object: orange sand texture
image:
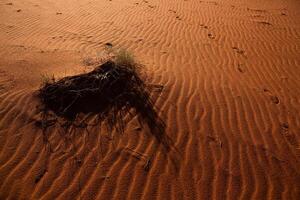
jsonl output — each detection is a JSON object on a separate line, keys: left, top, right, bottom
{"left": 0, "top": 0, "right": 300, "bottom": 199}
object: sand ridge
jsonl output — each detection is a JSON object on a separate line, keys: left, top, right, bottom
{"left": 0, "top": 0, "right": 300, "bottom": 199}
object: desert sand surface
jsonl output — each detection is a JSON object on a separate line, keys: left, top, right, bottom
{"left": 0, "top": 0, "right": 300, "bottom": 199}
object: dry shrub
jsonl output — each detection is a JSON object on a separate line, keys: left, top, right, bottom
{"left": 37, "top": 51, "right": 172, "bottom": 150}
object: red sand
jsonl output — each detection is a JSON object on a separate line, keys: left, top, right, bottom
{"left": 0, "top": 0, "right": 299, "bottom": 199}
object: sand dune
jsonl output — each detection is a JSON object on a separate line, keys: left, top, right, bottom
{"left": 0, "top": 0, "right": 300, "bottom": 199}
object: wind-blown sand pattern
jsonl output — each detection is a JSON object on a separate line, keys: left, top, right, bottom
{"left": 0, "top": 0, "right": 300, "bottom": 199}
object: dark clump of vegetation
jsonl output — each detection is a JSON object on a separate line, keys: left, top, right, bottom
{"left": 39, "top": 60, "right": 142, "bottom": 119}
{"left": 38, "top": 51, "right": 171, "bottom": 149}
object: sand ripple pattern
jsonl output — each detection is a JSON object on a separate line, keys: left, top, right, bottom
{"left": 0, "top": 0, "right": 300, "bottom": 199}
